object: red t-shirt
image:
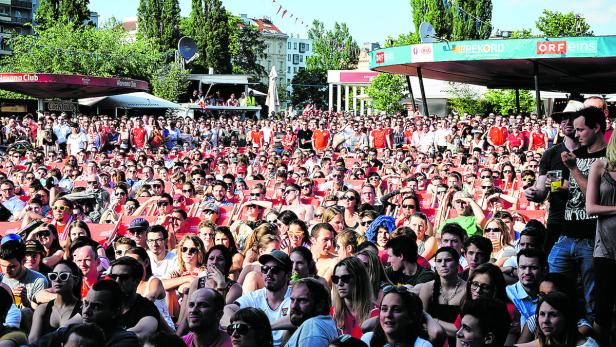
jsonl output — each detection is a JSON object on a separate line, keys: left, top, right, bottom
{"left": 250, "top": 131, "right": 264, "bottom": 146}
{"left": 371, "top": 129, "right": 387, "bottom": 149}
{"left": 132, "top": 128, "right": 147, "bottom": 148}
{"left": 488, "top": 126, "right": 508, "bottom": 146}
{"left": 506, "top": 132, "right": 524, "bottom": 148}
{"left": 313, "top": 130, "right": 330, "bottom": 150}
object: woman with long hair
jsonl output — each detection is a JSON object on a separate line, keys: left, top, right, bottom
{"left": 322, "top": 207, "right": 346, "bottom": 234}
{"left": 516, "top": 292, "right": 599, "bottom": 347}
{"left": 228, "top": 307, "right": 274, "bottom": 347}
{"left": 361, "top": 286, "right": 431, "bottom": 347}
{"left": 331, "top": 256, "right": 375, "bottom": 338}
{"left": 419, "top": 247, "right": 466, "bottom": 346}
{"left": 483, "top": 217, "right": 515, "bottom": 267}
{"left": 585, "top": 130, "right": 616, "bottom": 346}
{"left": 339, "top": 189, "right": 361, "bottom": 228}
{"left": 125, "top": 247, "right": 175, "bottom": 329}
{"left": 356, "top": 249, "right": 392, "bottom": 305}
{"left": 27, "top": 223, "right": 64, "bottom": 268}
{"left": 29, "top": 260, "right": 83, "bottom": 342}
{"left": 280, "top": 219, "right": 311, "bottom": 254}
{"left": 215, "top": 226, "right": 244, "bottom": 280}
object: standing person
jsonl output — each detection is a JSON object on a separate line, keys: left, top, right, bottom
{"left": 284, "top": 278, "right": 338, "bottom": 347}
{"left": 525, "top": 100, "right": 582, "bottom": 252}
{"left": 584, "top": 125, "right": 616, "bottom": 345}
{"left": 297, "top": 121, "right": 313, "bottom": 151}
{"left": 552, "top": 106, "right": 607, "bottom": 321}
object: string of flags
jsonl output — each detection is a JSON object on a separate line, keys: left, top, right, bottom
{"left": 271, "top": 0, "right": 310, "bottom": 30}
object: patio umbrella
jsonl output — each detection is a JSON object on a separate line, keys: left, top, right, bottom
{"left": 265, "top": 66, "right": 280, "bottom": 114}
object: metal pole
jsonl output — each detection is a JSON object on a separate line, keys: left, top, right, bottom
{"left": 417, "top": 67, "right": 429, "bottom": 117}
{"left": 405, "top": 76, "right": 416, "bottom": 114}
{"left": 515, "top": 89, "right": 520, "bottom": 114}
{"left": 533, "top": 62, "right": 541, "bottom": 117}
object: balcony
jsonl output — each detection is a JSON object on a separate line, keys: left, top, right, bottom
{"left": 10, "top": 0, "right": 31, "bottom": 9}
{"left": 11, "top": 16, "right": 30, "bottom": 25}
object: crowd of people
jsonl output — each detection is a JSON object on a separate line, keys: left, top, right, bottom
{"left": 0, "top": 96, "right": 610, "bottom": 347}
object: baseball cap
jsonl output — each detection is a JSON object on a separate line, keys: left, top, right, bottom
{"left": 1, "top": 234, "right": 22, "bottom": 246}
{"left": 202, "top": 202, "right": 219, "bottom": 213}
{"left": 25, "top": 240, "right": 46, "bottom": 255}
{"left": 550, "top": 100, "right": 584, "bottom": 121}
{"left": 127, "top": 217, "right": 149, "bottom": 232}
{"left": 258, "top": 250, "right": 292, "bottom": 272}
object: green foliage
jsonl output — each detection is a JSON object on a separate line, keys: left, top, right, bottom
{"left": 510, "top": 29, "right": 534, "bottom": 39}
{"left": 137, "top": 0, "right": 180, "bottom": 51}
{"left": 446, "top": 82, "right": 486, "bottom": 115}
{"left": 204, "top": 0, "right": 232, "bottom": 74}
{"left": 228, "top": 15, "right": 268, "bottom": 79}
{"left": 290, "top": 69, "right": 327, "bottom": 108}
{"left": 384, "top": 32, "right": 420, "bottom": 47}
{"left": 307, "top": 20, "right": 359, "bottom": 71}
{"left": 367, "top": 73, "right": 406, "bottom": 114}
{"left": 410, "top": 0, "right": 492, "bottom": 41}
{"left": 35, "top": 0, "right": 91, "bottom": 30}
{"left": 484, "top": 89, "right": 535, "bottom": 115}
{"left": 151, "top": 64, "right": 189, "bottom": 102}
{"left": 536, "top": 10, "right": 592, "bottom": 37}
{"left": 183, "top": 0, "right": 208, "bottom": 69}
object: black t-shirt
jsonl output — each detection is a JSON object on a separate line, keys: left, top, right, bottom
{"left": 297, "top": 129, "right": 313, "bottom": 149}
{"left": 385, "top": 265, "right": 436, "bottom": 286}
{"left": 538, "top": 142, "right": 569, "bottom": 224}
{"left": 119, "top": 295, "right": 162, "bottom": 331}
{"left": 563, "top": 146, "right": 606, "bottom": 239}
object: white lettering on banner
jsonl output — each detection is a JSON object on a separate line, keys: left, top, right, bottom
{"left": 117, "top": 80, "right": 137, "bottom": 88}
{"left": 47, "top": 101, "right": 78, "bottom": 112}
{"left": 451, "top": 43, "right": 505, "bottom": 58}
{"left": 568, "top": 40, "right": 598, "bottom": 54}
{"left": 0, "top": 74, "right": 39, "bottom": 82}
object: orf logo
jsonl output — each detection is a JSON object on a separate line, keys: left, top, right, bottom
{"left": 376, "top": 51, "right": 385, "bottom": 64}
{"left": 537, "top": 41, "right": 567, "bottom": 54}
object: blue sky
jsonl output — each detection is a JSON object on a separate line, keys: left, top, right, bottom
{"left": 90, "top": 0, "right": 616, "bottom": 44}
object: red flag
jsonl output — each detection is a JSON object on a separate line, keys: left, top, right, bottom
{"left": 276, "top": 5, "right": 282, "bottom": 14}
{"left": 281, "top": 9, "right": 287, "bottom": 18}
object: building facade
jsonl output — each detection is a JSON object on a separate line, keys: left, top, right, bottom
{"left": 0, "top": 0, "right": 35, "bottom": 54}
{"left": 285, "top": 34, "right": 312, "bottom": 95}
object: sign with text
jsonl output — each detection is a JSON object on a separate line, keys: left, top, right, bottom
{"left": 536, "top": 41, "right": 567, "bottom": 54}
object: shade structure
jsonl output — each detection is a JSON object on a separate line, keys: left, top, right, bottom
{"left": 265, "top": 66, "right": 280, "bottom": 114}
{"left": 79, "top": 92, "right": 182, "bottom": 109}
{"left": 0, "top": 73, "right": 149, "bottom": 99}
{"left": 369, "top": 36, "right": 616, "bottom": 94}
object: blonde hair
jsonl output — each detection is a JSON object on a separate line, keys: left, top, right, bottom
{"left": 607, "top": 128, "right": 616, "bottom": 171}
{"left": 176, "top": 235, "right": 206, "bottom": 272}
{"left": 321, "top": 207, "right": 343, "bottom": 224}
{"left": 243, "top": 223, "right": 278, "bottom": 253}
{"left": 331, "top": 256, "right": 374, "bottom": 329}
{"left": 485, "top": 217, "right": 513, "bottom": 248}
{"left": 336, "top": 229, "right": 366, "bottom": 254}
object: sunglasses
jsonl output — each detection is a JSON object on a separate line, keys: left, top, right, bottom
{"left": 53, "top": 205, "right": 69, "bottom": 212}
{"left": 343, "top": 196, "right": 355, "bottom": 201}
{"left": 251, "top": 193, "right": 261, "bottom": 197}
{"left": 402, "top": 204, "right": 416, "bottom": 209}
{"left": 108, "top": 273, "right": 132, "bottom": 281}
{"left": 261, "top": 265, "right": 284, "bottom": 275}
{"left": 157, "top": 201, "right": 170, "bottom": 207}
{"left": 480, "top": 175, "right": 491, "bottom": 179}
{"left": 115, "top": 191, "right": 126, "bottom": 196}
{"left": 332, "top": 274, "right": 352, "bottom": 285}
{"left": 152, "top": 184, "right": 162, "bottom": 189}
{"left": 481, "top": 186, "right": 491, "bottom": 189}
{"left": 227, "top": 323, "right": 251, "bottom": 336}
{"left": 36, "top": 230, "right": 51, "bottom": 238}
{"left": 48, "top": 272, "right": 73, "bottom": 282}
{"left": 314, "top": 213, "right": 322, "bottom": 218}
{"left": 360, "top": 220, "right": 374, "bottom": 226}
{"left": 301, "top": 184, "right": 311, "bottom": 189}
{"left": 87, "top": 181, "right": 97, "bottom": 185}
{"left": 182, "top": 246, "right": 199, "bottom": 255}
{"left": 484, "top": 227, "right": 501, "bottom": 233}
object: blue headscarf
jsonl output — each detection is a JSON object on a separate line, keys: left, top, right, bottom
{"left": 364, "top": 215, "right": 396, "bottom": 244}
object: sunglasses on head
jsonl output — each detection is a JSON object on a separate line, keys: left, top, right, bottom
{"left": 227, "top": 322, "right": 251, "bottom": 336}
{"left": 332, "top": 274, "right": 352, "bottom": 285}
{"left": 48, "top": 272, "right": 73, "bottom": 282}
{"left": 182, "top": 246, "right": 199, "bottom": 255}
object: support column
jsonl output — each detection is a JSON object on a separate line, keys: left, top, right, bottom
{"left": 417, "top": 67, "right": 429, "bottom": 117}
{"left": 515, "top": 89, "right": 520, "bottom": 114}
{"left": 368, "top": 101, "right": 372, "bottom": 116}
{"left": 405, "top": 76, "right": 415, "bottom": 114}
{"left": 344, "top": 85, "right": 350, "bottom": 112}
{"left": 336, "top": 84, "right": 342, "bottom": 113}
{"left": 328, "top": 84, "right": 333, "bottom": 112}
{"left": 360, "top": 87, "right": 365, "bottom": 115}
{"left": 37, "top": 98, "right": 44, "bottom": 112}
{"left": 533, "top": 62, "right": 541, "bottom": 117}
{"left": 352, "top": 86, "right": 357, "bottom": 114}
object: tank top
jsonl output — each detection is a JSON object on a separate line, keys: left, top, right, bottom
{"left": 40, "top": 300, "right": 82, "bottom": 336}
{"left": 143, "top": 277, "right": 175, "bottom": 330}
{"left": 595, "top": 170, "right": 616, "bottom": 260}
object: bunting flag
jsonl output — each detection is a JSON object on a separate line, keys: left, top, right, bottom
{"left": 267, "top": 0, "right": 312, "bottom": 32}
{"left": 276, "top": 5, "right": 282, "bottom": 15}
{"left": 281, "top": 9, "right": 287, "bottom": 18}
{"left": 290, "top": 14, "right": 293, "bottom": 18}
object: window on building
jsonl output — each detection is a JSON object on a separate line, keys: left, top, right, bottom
{"left": 0, "top": 5, "right": 9, "bottom": 16}
{"left": 299, "top": 55, "right": 303, "bottom": 63}
{"left": 288, "top": 42, "right": 291, "bottom": 49}
{"left": 288, "top": 54, "right": 291, "bottom": 61}
{"left": 306, "top": 43, "right": 310, "bottom": 51}
{"left": 299, "top": 43, "right": 306, "bottom": 53}
{"left": 287, "top": 79, "right": 291, "bottom": 84}
{"left": 299, "top": 67, "right": 305, "bottom": 71}
{"left": 294, "top": 42, "right": 297, "bottom": 50}
{"left": 293, "top": 54, "right": 299, "bottom": 65}
{"left": 288, "top": 67, "right": 291, "bottom": 73}
{"left": 294, "top": 67, "right": 297, "bottom": 73}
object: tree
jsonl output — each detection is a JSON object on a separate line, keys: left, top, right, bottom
{"left": 306, "top": 20, "right": 359, "bottom": 71}
{"left": 137, "top": 0, "right": 180, "bottom": 51}
{"left": 536, "top": 10, "right": 592, "bottom": 37}
{"left": 446, "top": 82, "right": 486, "bottom": 115}
{"left": 410, "top": 0, "right": 492, "bottom": 41}
{"left": 290, "top": 69, "right": 327, "bottom": 108}
{"left": 367, "top": 73, "right": 406, "bottom": 114}
{"left": 204, "top": 0, "right": 232, "bottom": 73}
{"left": 484, "top": 89, "right": 535, "bottom": 115}
{"left": 151, "top": 64, "right": 189, "bottom": 102}
{"left": 510, "top": 29, "right": 534, "bottom": 39}
{"left": 229, "top": 15, "right": 267, "bottom": 79}
{"left": 182, "top": 0, "right": 208, "bottom": 69}
{"left": 35, "top": 0, "right": 91, "bottom": 30}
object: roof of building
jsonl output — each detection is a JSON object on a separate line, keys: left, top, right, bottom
{"left": 122, "top": 17, "right": 137, "bottom": 32}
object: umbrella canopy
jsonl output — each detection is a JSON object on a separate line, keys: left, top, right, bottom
{"left": 265, "top": 66, "right": 280, "bottom": 114}
{"left": 79, "top": 92, "right": 182, "bottom": 109}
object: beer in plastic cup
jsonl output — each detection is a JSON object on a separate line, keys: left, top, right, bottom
{"left": 547, "top": 170, "right": 563, "bottom": 192}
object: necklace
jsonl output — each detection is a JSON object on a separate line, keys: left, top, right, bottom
{"left": 440, "top": 279, "right": 461, "bottom": 304}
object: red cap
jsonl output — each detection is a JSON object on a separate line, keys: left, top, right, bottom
{"left": 237, "top": 166, "right": 247, "bottom": 174}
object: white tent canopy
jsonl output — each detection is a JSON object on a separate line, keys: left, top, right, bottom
{"left": 79, "top": 92, "right": 182, "bottom": 109}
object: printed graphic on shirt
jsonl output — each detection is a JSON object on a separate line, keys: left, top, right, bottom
{"left": 565, "top": 156, "right": 600, "bottom": 221}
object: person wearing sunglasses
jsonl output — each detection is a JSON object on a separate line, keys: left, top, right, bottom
{"left": 482, "top": 218, "right": 515, "bottom": 267}
{"left": 280, "top": 183, "right": 314, "bottom": 223}
{"left": 227, "top": 307, "right": 274, "bottom": 347}
{"left": 50, "top": 198, "right": 73, "bottom": 238}
{"left": 29, "top": 260, "right": 82, "bottom": 342}
{"left": 224, "top": 250, "right": 292, "bottom": 347}
{"left": 0, "top": 180, "right": 25, "bottom": 221}
{"left": 331, "top": 256, "right": 374, "bottom": 338}
{"left": 26, "top": 223, "right": 64, "bottom": 269}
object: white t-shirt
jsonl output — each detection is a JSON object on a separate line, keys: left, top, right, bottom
{"left": 361, "top": 332, "right": 433, "bottom": 347}
{"left": 148, "top": 251, "right": 178, "bottom": 278}
{"left": 235, "top": 287, "right": 292, "bottom": 347}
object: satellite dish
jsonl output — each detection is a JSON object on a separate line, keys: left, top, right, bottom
{"left": 419, "top": 22, "right": 438, "bottom": 43}
{"left": 178, "top": 37, "right": 197, "bottom": 60}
